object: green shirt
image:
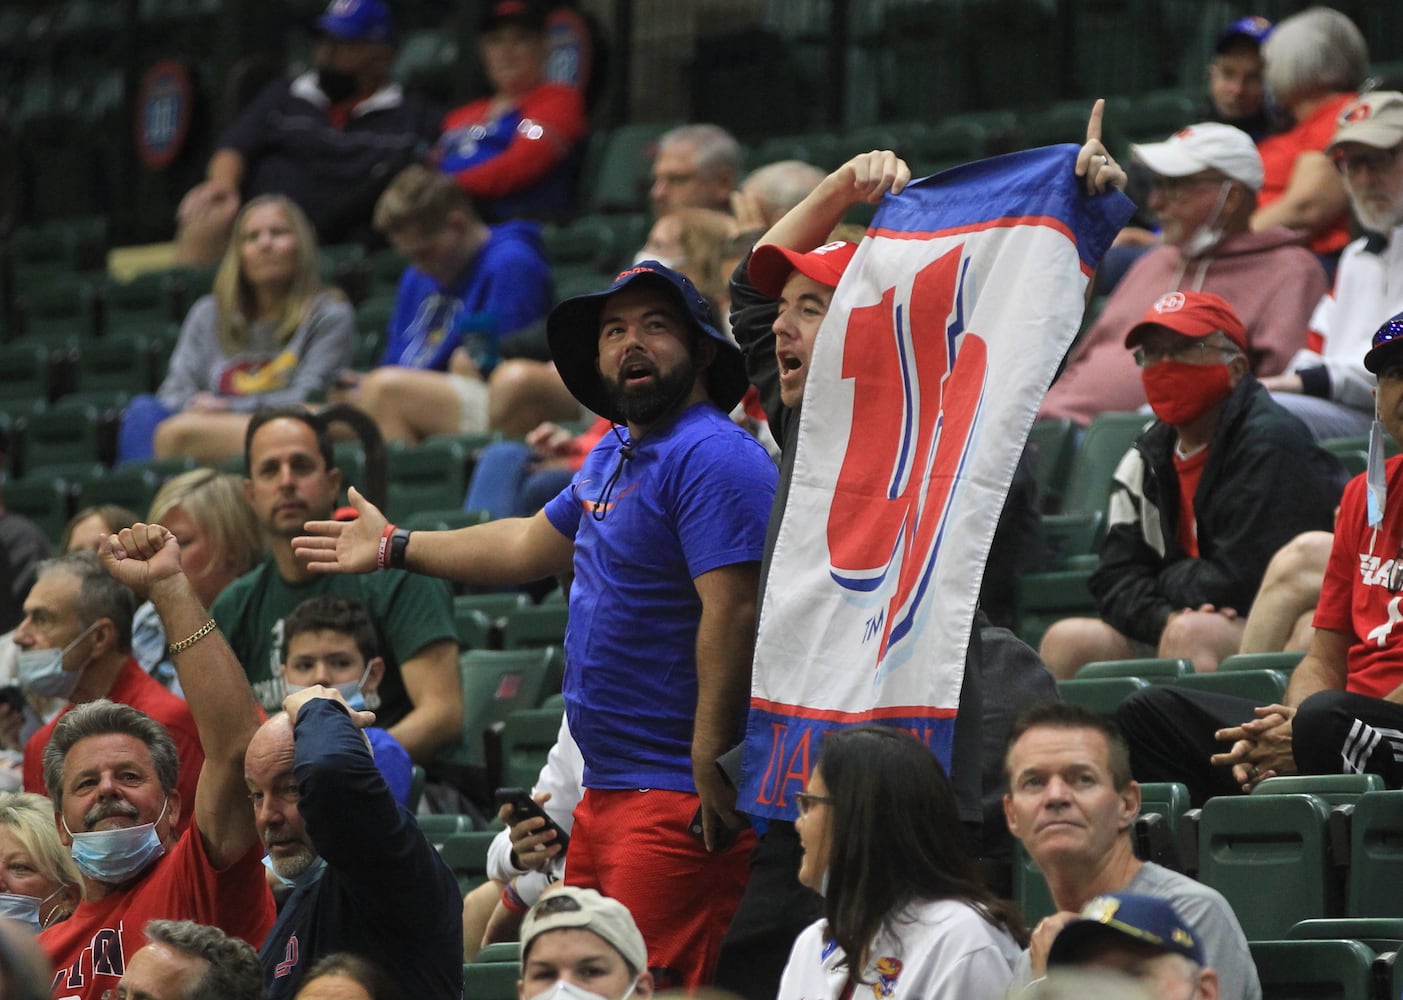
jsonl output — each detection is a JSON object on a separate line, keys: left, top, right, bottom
{"left": 212, "top": 557, "right": 457, "bottom": 727}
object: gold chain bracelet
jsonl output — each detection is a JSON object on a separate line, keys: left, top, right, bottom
{"left": 168, "top": 619, "right": 218, "bottom": 656}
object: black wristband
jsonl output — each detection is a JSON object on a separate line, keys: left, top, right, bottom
{"left": 389, "top": 527, "right": 411, "bottom": 570}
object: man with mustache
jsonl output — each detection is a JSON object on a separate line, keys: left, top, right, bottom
{"left": 39, "top": 524, "right": 273, "bottom": 1000}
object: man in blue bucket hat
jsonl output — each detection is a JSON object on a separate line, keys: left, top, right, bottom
{"left": 293, "top": 261, "right": 777, "bottom": 989}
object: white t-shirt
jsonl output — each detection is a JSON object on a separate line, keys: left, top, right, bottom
{"left": 777, "top": 897, "right": 1021, "bottom": 1000}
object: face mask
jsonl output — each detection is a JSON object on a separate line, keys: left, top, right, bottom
{"left": 536, "top": 978, "right": 638, "bottom": 1000}
{"left": 316, "top": 65, "right": 358, "bottom": 104}
{"left": 819, "top": 867, "right": 830, "bottom": 898}
{"left": 17, "top": 621, "right": 99, "bottom": 699}
{"left": 64, "top": 798, "right": 169, "bottom": 885}
{"left": 1179, "top": 181, "right": 1234, "bottom": 259}
{"left": 1142, "top": 360, "right": 1234, "bottom": 426}
{"left": 0, "top": 887, "right": 61, "bottom": 931}
{"left": 261, "top": 852, "right": 327, "bottom": 890}
{"left": 284, "top": 662, "right": 375, "bottom": 712}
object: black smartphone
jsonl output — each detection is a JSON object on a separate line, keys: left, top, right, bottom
{"left": 688, "top": 805, "right": 737, "bottom": 851}
{"left": 493, "top": 787, "right": 570, "bottom": 852}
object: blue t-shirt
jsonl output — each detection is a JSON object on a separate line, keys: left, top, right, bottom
{"left": 379, "top": 220, "right": 552, "bottom": 373}
{"left": 543, "top": 403, "right": 777, "bottom": 791}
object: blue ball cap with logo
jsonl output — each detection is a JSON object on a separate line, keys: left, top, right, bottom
{"left": 1048, "top": 893, "right": 1206, "bottom": 967}
{"left": 547, "top": 261, "right": 749, "bottom": 424}
{"left": 1215, "top": 15, "right": 1272, "bottom": 53}
{"left": 317, "top": 0, "right": 395, "bottom": 43}
{"left": 1365, "top": 311, "right": 1403, "bottom": 374}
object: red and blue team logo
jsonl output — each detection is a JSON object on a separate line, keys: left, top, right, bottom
{"left": 825, "top": 242, "right": 986, "bottom": 672}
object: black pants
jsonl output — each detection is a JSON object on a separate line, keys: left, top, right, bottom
{"left": 1117, "top": 685, "right": 1403, "bottom": 805}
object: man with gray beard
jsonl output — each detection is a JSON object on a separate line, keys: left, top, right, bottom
{"left": 1261, "top": 91, "right": 1403, "bottom": 438}
{"left": 244, "top": 689, "right": 461, "bottom": 999}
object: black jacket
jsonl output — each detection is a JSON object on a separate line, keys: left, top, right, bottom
{"left": 1090, "top": 376, "right": 1346, "bottom": 645}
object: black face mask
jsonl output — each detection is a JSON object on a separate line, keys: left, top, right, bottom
{"left": 316, "top": 65, "right": 358, "bottom": 103}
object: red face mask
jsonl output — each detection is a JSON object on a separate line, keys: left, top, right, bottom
{"left": 1141, "top": 359, "right": 1234, "bottom": 426}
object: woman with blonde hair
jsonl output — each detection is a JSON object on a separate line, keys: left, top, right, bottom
{"left": 131, "top": 469, "right": 262, "bottom": 692}
{"left": 636, "top": 207, "right": 740, "bottom": 307}
{"left": 118, "top": 194, "right": 354, "bottom": 465}
{"left": 0, "top": 791, "right": 82, "bottom": 930}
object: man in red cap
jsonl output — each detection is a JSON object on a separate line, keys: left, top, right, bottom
{"left": 1120, "top": 310, "right": 1403, "bottom": 804}
{"left": 1039, "top": 290, "right": 1344, "bottom": 679}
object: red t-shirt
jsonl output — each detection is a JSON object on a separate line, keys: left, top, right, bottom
{"left": 24, "top": 660, "right": 203, "bottom": 835}
{"left": 1256, "top": 92, "right": 1355, "bottom": 257}
{"left": 41, "top": 823, "right": 274, "bottom": 999}
{"left": 1314, "top": 455, "right": 1403, "bottom": 697}
{"left": 1174, "top": 445, "right": 1209, "bottom": 558}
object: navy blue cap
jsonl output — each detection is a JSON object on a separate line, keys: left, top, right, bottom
{"left": 546, "top": 261, "right": 748, "bottom": 424}
{"left": 1049, "top": 894, "right": 1205, "bottom": 967}
{"left": 1215, "top": 15, "right": 1272, "bottom": 53}
{"left": 317, "top": 0, "right": 395, "bottom": 43}
{"left": 1365, "top": 311, "right": 1403, "bottom": 374}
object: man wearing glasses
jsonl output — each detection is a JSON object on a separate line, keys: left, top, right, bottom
{"left": 1039, "top": 290, "right": 1344, "bottom": 680}
{"left": 1262, "top": 91, "right": 1403, "bottom": 439}
{"left": 1120, "top": 311, "right": 1403, "bottom": 804}
{"left": 1040, "top": 122, "right": 1327, "bottom": 427}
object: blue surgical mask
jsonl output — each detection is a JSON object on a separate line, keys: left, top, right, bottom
{"left": 261, "top": 852, "right": 327, "bottom": 890}
{"left": 284, "top": 662, "right": 375, "bottom": 713}
{"left": 0, "top": 887, "right": 61, "bottom": 930}
{"left": 63, "top": 798, "right": 169, "bottom": 885}
{"left": 17, "top": 621, "right": 99, "bottom": 700}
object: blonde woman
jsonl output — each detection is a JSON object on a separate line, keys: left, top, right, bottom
{"left": 0, "top": 791, "right": 83, "bottom": 930}
{"left": 118, "top": 195, "right": 354, "bottom": 465}
{"left": 131, "top": 469, "right": 261, "bottom": 692}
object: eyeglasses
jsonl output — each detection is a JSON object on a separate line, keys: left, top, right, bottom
{"left": 1150, "top": 174, "right": 1227, "bottom": 201}
{"left": 1132, "top": 339, "right": 1239, "bottom": 368}
{"left": 1332, "top": 145, "right": 1402, "bottom": 177}
{"left": 794, "top": 792, "right": 833, "bottom": 816}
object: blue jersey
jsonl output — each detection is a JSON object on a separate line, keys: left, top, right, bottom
{"left": 544, "top": 403, "right": 777, "bottom": 791}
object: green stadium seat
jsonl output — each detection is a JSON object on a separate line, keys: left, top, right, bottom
{"left": 585, "top": 123, "right": 677, "bottom": 215}
{"left": 0, "top": 342, "right": 55, "bottom": 410}
{"left": 1175, "top": 669, "right": 1288, "bottom": 704}
{"left": 67, "top": 465, "right": 160, "bottom": 515}
{"left": 3, "top": 475, "right": 71, "bottom": 544}
{"left": 24, "top": 399, "right": 106, "bottom": 470}
{"left": 1248, "top": 939, "right": 1375, "bottom": 1000}
{"left": 500, "top": 603, "right": 570, "bottom": 651}
{"left": 1197, "top": 792, "right": 1338, "bottom": 938}
{"left": 1037, "top": 511, "right": 1105, "bottom": 570}
{"left": 461, "top": 958, "right": 520, "bottom": 1000}
{"left": 439, "top": 830, "right": 497, "bottom": 895}
{"left": 417, "top": 813, "right": 476, "bottom": 848}
{"left": 22, "top": 275, "right": 98, "bottom": 341}
{"left": 499, "top": 705, "right": 565, "bottom": 790}
{"left": 101, "top": 272, "right": 179, "bottom": 336}
{"left": 72, "top": 333, "right": 157, "bottom": 397}
{"left": 1287, "top": 917, "right": 1403, "bottom": 949}
{"left": 1026, "top": 418, "right": 1078, "bottom": 514}
{"left": 439, "top": 648, "right": 555, "bottom": 770}
{"left": 385, "top": 438, "right": 472, "bottom": 521}
{"left": 1013, "top": 841, "right": 1056, "bottom": 927}
{"left": 402, "top": 508, "right": 492, "bottom": 532}
{"left": 1077, "top": 658, "right": 1190, "bottom": 683}
{"left": 1058, "top": 411, "right": 1149, "bottom": 518}
{"left": 1218, "top": 651, "right": 1303, "bottom": 673}
{"left": 407, "top": 764, "right": 425, "bottom": 813}
{"left": 1123, "top": 91, "right": 1198, "bottom": 146}
{"left": 542, "top": 217, "right": 618, "bottom": 271}
{"left": 1055, "top": 676, "right": 1150, "bottom": 717}
{"left": 474, "top": 942, "right": 519, "bottom": 964}
{"left": 1251, "top": 774, "right": 1384, "bottom": 803}
{"left": 1014, "top": 566, "right": 1098, "bottom": 651}
{"left": 1348, "top": 790, "right": 1403, "bottom": 917}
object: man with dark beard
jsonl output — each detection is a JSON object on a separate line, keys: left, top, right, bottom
{"left": 292, "top": 260, "right": 777, "bottom": 989}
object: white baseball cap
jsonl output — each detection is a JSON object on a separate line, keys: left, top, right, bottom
{"left": 1131, "top": 123, "right": 1264, "bottom": 192}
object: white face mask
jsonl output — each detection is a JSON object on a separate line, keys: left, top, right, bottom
{"left": 535, "top": 977, "right": 638, "bottom": 1000}
{"left": 284, "top": 662, "right": 375, "bottom": 712}
{"left": 0, "top": 886, "right": 63, "bottom": 930}
{"left": 1179, "top": 181, "right": 1235, "bottom": 258}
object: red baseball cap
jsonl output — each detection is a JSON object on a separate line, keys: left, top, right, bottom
{"left": 1124, "top": 290, "right": 1247, "bottom": 352}
{"left": 749, "top": 240, "right": 858, "bottom": 299}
